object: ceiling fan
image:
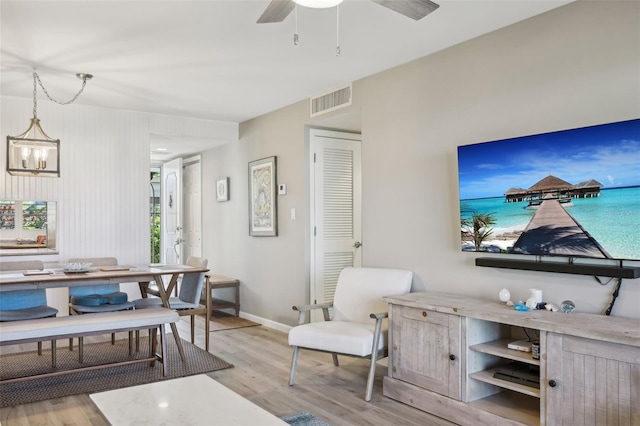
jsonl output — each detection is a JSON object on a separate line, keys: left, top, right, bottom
{"left": 257, "top": 0, "right": 440, "bottom": 24}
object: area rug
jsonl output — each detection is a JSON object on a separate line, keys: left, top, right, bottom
{"left": 0, "top": 336, "right": 233, "bottom": 408}
{"left": 202, "top": 311, "right": 261, "bottom": 332}
{"left": 281, "top": 412, "right": 331, "bottom": 426}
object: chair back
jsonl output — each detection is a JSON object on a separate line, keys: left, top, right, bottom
{"left": 1, "top": 260, "right": 44, "bottom": 271}
{"left": 67, "top": 257, "right": 119, "bottom": 297}
{"left": 332, "top": 267, "right": 413, "bottom": 324}
{"left": 0, "top": 260, "right": 47, "bottom": 311}
{"left": 178, "top": 256, "right": 208, "bottom": 304}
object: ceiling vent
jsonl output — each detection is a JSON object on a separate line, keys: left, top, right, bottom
{"left": 151, "top": 150, "right": 170, "bottom": 156}
{"left": 310, "top": 83, "right": 352, "bottom": 117}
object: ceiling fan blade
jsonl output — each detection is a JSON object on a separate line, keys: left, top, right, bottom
{"left": 257, "top": 0, "right": 295, "bottom": 24}
{"left": 370, "top": 0, "right": 439, "bottom": 21}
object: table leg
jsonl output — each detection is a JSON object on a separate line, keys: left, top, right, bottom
{"left": 152, "top": 274, "right": 186, "bottom": 362}
{"left": 205, "top": 275, "right": 211, "bottom": 352}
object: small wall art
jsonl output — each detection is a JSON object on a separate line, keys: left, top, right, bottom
{"left": 216, "top": 177, "right": 229, "bottom": 202}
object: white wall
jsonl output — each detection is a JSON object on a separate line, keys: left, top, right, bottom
{"left": 201, "top": 1, "right": 640, "bottom": 325}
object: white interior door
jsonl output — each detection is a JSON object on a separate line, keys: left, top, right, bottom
{"left": 309, "top": 128, "right": 362, "bottom": 321}
{"left": 183, "top": 156, "right": 202, "bottom": 259}
{"left": 161, "top": 157, "right": 183, "bottom": 264}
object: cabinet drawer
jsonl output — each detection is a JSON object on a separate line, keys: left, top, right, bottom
{"left": 395, "top": 305, "right": 451, "bottom": 326}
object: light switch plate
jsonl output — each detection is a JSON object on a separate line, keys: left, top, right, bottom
{"left": 278, "top": 184, "right": 287, "bottom": 195}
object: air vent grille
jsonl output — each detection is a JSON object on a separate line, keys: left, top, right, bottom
{"left": 310, "top": 84, "right": 352, "bottom": 117}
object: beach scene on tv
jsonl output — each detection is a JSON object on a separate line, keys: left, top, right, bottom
{"left": 457, "top": 119, "right": 640, "bottom": 261}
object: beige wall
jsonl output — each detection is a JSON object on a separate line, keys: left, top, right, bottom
{"left": 202, "top": 1, "right": 640, "bottom": 325}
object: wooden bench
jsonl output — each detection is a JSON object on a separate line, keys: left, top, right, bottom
{"left": 0, "top": 307, "right": 179, "bottom": 384}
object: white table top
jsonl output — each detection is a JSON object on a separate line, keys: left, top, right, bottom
{"left": 90, "top": 374, "right": 287, "bottom": 425}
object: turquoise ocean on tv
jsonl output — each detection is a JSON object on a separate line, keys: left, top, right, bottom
{"left": 460, "top": 186, "right": 640, "bottom": 260}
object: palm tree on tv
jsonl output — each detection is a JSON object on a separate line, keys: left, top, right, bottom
{"left": 461, "top": 212, "right": 496, "bottom": 251}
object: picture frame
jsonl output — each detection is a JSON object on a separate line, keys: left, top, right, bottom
{"left": 248, "top": 156, "right": 277, "bottom": 236}
{"left": 216, "top": 177, "right": 229, "bottom": 202}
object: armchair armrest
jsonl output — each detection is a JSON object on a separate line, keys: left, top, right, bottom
{"left": 369, "top": 312, "right": 388, "bottom": 321}
{"left": 292, "top": 301, "right": 334, "bottom": 325}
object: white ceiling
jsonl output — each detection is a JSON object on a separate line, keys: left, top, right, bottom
{"left": 1, "top": 0, "right": 572, "bottom": 161}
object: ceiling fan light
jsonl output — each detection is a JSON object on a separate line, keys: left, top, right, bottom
{"left": 294, "top": 0, "right": 343, "bottom": 9}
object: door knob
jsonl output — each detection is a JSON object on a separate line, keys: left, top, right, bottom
{"left": 353, "top": 241, "right": 362, "bottom": 248}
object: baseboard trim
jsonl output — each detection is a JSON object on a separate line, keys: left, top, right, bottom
{"left": 239, "top": 311, "right": 292, "bottom": 334}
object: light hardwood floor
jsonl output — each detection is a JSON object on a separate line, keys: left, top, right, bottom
{"left": 0, "top": 317, "right": 455, "bottom": 426}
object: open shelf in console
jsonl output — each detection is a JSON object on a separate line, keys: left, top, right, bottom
{"left": 468, "top": 391, "right": 540, "bottom": 426}
{"left": 469, "top": 368, "right": 540, "bottom": 398}
{"left": 470, "top": 338, "right": 540, "bottom": 366}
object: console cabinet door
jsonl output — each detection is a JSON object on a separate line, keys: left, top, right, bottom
{"left": 390, "top": 305, "right": 461, "bottom": 399}
{"left": 545, "top": 333, "right": 640, "bottom": 426}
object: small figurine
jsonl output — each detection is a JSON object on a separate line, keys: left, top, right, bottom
{"left": 498, "top": 288, "right": 510, "bottom": 304}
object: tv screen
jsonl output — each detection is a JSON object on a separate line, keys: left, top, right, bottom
{"left": 458, "top": 118, "right": 640, "bottom": 261}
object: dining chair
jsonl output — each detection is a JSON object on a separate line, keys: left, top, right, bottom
{"left": 134, "top": 256, "right": 208, "bottom": 345}
{"left": 288, "top": 266, "right": 413, "bottom": 401}
{"left": 66, "top": 257, "right": 135, "bottom": 361}
{"left": 0, "top": 260, "right": 58, "bottom": 365}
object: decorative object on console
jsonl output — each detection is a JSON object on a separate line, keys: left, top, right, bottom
{"left": 560, "top": 300, "right": 575, "bottom": 313}
{"left": 6, "top": 70, "right": 92, "bottom": 177}
{"left": 498, "top": 288, "right": 510, "bottom": 303}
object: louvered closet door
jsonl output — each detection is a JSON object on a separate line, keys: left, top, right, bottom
{"left": 310, "top": 129, "right": 362, "bottom": 322}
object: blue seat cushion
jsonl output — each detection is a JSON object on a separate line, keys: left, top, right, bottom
{"left": 105, "top": 291, "right": 129, "bottom": 305}
{"left": 70, "top": 300, "right": 135, "bottom": 313}
{"left": 70, "top": 291, "right": 129, "bottom": 307}
{"left": 0, "top": 306, "right": 58, "bottom": 321}
{"left": 70, "top": 294, "right": 107, "bottom": 306}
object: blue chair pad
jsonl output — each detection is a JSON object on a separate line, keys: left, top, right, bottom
{"left": 0, "top": 306, "right": 58, "bottom": 321}
{"left": 70, "top": 300, "right": 135, "bottom": 313}
{"left": 70, "top": 291, "right": 129, "bottom": 307}
{"left": 70, "top": 294, "right": 107, "bottom": 306}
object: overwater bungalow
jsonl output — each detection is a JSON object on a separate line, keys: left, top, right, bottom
{"left": 504, "top": 175, "right": 603, "bottom": 204}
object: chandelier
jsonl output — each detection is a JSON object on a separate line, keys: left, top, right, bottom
{"left": 6, "top": 70, "right": 92, "bottom": 177}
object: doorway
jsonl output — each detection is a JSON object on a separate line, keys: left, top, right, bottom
{"left": 309, "top": 128, "right": 362, "bottom": 320}
{"left": 149, "top": 155, "right": 202, "bottom": 265}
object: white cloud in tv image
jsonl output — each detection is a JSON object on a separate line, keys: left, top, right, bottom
{"left": 457, "top": 118, "right": 640, "bottom": 261}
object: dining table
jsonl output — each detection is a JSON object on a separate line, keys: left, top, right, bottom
{"left": 0, "top": 264, "right": 212, "bottom": 360}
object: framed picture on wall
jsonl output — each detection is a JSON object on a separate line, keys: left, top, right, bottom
{"left": 216, "top": 177, "right": 229, "bottom": 202}
{"left": 248, "top": 156, "right": 277, "bottom": 236}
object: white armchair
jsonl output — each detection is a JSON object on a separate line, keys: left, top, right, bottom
{"left": 288, "top": 266, "right": 413, "bottom": 401}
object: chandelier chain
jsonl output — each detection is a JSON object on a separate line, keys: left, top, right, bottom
{"left": 34, "top": 70, "right": 89, "bottom": 107}
{"left": 32, "top": 72, "right": 38, "bottom": 118}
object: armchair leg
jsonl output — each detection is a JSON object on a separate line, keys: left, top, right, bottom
{"left": 289, "top": 346, "right": 300, "bottom": 386}
{"left": 366, "top": 314, "right": 385, "bottom": 401}
{"left": 365, "top": 351, "right": 379, "bottom": 402}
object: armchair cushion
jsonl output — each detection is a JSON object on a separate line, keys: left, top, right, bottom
{"left": 332, "top": 267, "right": 413, "bottom": 323}
{"left": 288, "top": 320, "right": 386, "bottom": 357}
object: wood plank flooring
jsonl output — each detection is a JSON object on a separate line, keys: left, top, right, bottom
{"left": 0, "top": 318, "right": 455, "bottom": 426}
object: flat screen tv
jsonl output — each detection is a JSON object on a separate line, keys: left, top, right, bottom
{"left": 457, "top": 118, "right": 640, "bottom": 262}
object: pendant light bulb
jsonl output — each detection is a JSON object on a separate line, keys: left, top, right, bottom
{"left": 294, "top": 0, "right": 343, "bottom": 8}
